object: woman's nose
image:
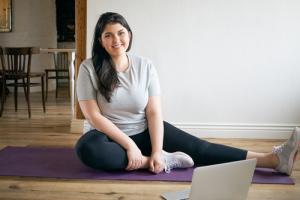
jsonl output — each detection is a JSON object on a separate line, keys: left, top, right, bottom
{"left": 112, "top": 35, "right": 120, "bottom": 43}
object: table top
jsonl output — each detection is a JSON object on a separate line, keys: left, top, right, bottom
{"left": 40, "top": 48, "right": 76, "bottom": 53}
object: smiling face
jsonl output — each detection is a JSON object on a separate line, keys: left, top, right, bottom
{"left": 100, "top": 23, "right": 131, "bottom": 59}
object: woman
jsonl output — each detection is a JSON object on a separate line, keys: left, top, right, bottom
{"left": 76, "top": 12, "right": 299, "bottom": 175}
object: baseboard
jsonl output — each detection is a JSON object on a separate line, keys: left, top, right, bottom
{"left": 173, "top": 123, "right": 299, "bottom": 139}
{"left": 70, "top": 119, "right": 299, "bottom": 139}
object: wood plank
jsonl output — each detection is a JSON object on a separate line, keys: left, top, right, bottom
{"left": 0, "top": 89, "right": 299, "bottom": 199}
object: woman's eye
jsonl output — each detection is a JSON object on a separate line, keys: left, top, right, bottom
{"left": 103, "top": 34, "right": 111, "bottom": 38}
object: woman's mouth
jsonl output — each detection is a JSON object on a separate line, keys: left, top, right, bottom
{"left": 112, "top": 44, "right": 122, "bottom": 49}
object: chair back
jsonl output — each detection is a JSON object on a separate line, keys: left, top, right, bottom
{"left": 3, "top": 47, "right": 32, "bottom": 76}
{"left": 53, "top": 52, "right": 68, "bottom": 71}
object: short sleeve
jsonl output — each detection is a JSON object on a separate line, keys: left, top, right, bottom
{"left": 76, "top": 63, "right": 97, "bottom": 101}
{"left": 148, "top": 63, "right": 160, "bottom": 96}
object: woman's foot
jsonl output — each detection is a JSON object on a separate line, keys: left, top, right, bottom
{"left": 273, "top": 127, "right": 299, "bottom": 175}
{"left": 162, "top": 151, "right": 194, "bottom": 173}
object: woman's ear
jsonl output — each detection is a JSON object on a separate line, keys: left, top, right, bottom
{"left": 128, "top": 31, "right": 132, "bottom": 40}
{"left": 98, "top": 38, "right": 102, "bottom": 46}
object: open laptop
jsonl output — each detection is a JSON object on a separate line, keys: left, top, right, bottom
{"left": 161, "top": 159, "right": 256, "bottom": 200}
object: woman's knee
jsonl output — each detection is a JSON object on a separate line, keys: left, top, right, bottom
{"left": 75, "top": 130, "right": 104, "bottom": 158}
{"left": 75, "top": 130, "right": 107, "bottom": 168}
{"left": 75, "top": 130, "right": 127, "bottom": 171}
{"left": 77, "top": 143, "right": 119, "bottom": 171}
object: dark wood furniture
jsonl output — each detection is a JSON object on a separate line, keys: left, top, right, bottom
{"left": 45, "top": 52, "right": 70, "bottom": 100}
{"left": 0, "top": 47, "right": 5, "bottom": 116}
{"left": 0, "top": 47, "right": 45, "bottom": 118}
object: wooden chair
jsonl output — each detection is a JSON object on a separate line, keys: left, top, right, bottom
{"left": 1, "top": 47, "right": 46, "bottom": 118}
{"left": 0, "top": 47, "right": 5, "bottom": 117}
{"left": 45, "top": 52, "right": 70, "bottom": 100}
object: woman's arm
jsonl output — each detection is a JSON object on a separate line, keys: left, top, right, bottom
{"left": 80, "top": 99, "right": 134, "bottom": 149}
{"left": 145, "top": 96, "right": 164, "bottom": 173}
{"left": 79, "top": 99, "right": 143, "bottom": 170}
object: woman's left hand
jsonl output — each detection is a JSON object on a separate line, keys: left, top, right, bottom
{"left": 149, "top": 151, "right": 165, "bottom": 174}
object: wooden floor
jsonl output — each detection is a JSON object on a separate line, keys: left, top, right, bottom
{"left": 0, "top": 90, "right": 299, "bottom": 200}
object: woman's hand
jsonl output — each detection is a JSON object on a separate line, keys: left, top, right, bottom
{"left": 149, "top": 151, "right": 165, "bottom": 174}
{"left": 125, "top": 144, "right": 144, "bottom": 171}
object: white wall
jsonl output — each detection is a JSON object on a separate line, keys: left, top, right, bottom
{"left": 87, "top": 0, "right": 300, "bottom": 138}
{"left": 0, "top": 0, "right": 57, "bottom": 91}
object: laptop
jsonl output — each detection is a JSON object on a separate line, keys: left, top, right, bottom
{"left": 161, "top": 159, "right": 257, "bottom": 200}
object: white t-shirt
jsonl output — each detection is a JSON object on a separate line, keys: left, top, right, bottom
{"left": 76, "top": 54, "right": 160, "bottom": 136}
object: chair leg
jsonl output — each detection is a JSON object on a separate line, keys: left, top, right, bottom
{"left": 0, "top": 78, "right": 5, "bottom": 117}
{"left": 55, "top": 77, "right": 58, "bottom": 98}
{"left": 45, "top": 71, "right": 48, "bottom": 101}
{"left": 41, "top": 76, "right": 46, "bottom": 113}
{"left": 23, "top": 78, "right": 28, "bottom": 103}
{"left": 22, "top": 78, "right": 30, "bottom": 118}
{"left": 0, "top": 96, "right": 4, "bottom": 117}
{"left": 26, "top": 84, "right": 31, "bottom": 118}
{"left": 14, "top": 79, "right": 18, "bottom": 112}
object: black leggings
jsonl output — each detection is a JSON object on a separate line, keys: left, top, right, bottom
{"left": 75, "top": 121, "right": 247, "bottom": 171}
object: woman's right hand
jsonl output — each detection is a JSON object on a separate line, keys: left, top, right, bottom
{"left": 125, "top": 144, "right": 144, "bottom": 171}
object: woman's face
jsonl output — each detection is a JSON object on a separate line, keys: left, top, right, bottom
{"left": 100, "top": 23, "right": 131, "bottom": 58}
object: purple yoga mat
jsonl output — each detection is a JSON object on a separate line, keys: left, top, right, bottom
{"left": 0, "top": 146, "right": 294, "bottom": 184}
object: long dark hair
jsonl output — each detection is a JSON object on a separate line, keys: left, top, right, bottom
{"left": 92, "top": 12, "right": 133, "bottom": 102}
